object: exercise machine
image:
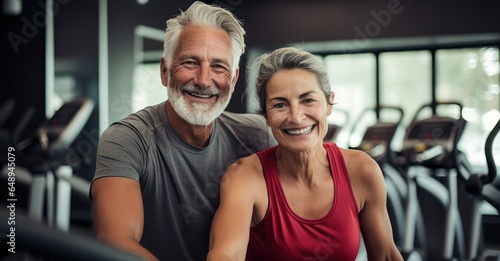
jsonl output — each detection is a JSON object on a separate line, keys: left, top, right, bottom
{"left": 400, "top": 101, "right": 470, "bottom": 260}
{"left": 0, "top": 205, "right": 142, "bottom": 261}
{"left": 324, "top": 108, "right": 349, "bottom": 145}
{"left": 464, "top": 118, "right": 500, "bottom": 261}
{"left": 349, "top": 105, "right": 427, "bottom": 258}
{"left": 2, "top": 98, "right": 94, "bottom": 231}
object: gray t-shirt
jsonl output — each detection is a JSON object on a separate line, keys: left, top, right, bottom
{"left": 92, "top": 102, "right": 276, "bottom": 261}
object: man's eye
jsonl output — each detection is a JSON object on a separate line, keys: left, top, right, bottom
{"left": 212, "top": 64, "right": 228, "bottom": 72}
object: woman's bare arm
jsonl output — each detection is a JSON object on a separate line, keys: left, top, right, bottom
{"left": 207, "top": 155, "right": 264, "bottom": 261}
{"left": 344, "top": 150, "right": 403, "bottom": 261}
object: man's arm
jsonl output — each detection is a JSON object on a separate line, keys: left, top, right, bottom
{"left": 91, "top": 177, "right": 158, "bottom": 261}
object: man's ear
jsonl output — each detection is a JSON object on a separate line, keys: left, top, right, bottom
{"left": 160, "top": 57, "right": 168, "bottom": 87}
{"left": 327, "top": 91, "right": 335, "bottom": 116}
{"left": 230, "top": 67, "right": 240, "bottom": 93}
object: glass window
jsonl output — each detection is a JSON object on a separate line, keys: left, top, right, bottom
{"left": 324, "top": 53, "right": 376, "bottom": 148}
{"left": 379, "top": 51, "right": 432, "bottom": 151}
{"left": 52, "top": 75, "right": 78, "bottom": 112}
{"left": 132, "top": 62, "right": 166, "bottom": 112}
{"left": 380, "top": 51, "right": 432, "bottom": 125}
{"left": 436, "top": 47, "right": 500, "bottom": 167}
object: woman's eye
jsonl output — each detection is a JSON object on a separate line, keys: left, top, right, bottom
{"left": 273, "top": 103, "right": 286, "bottom": 109}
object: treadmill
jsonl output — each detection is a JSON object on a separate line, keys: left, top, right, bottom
{"left": 400, "top": 101, "right": 470, "bottom": 261}
{"left": 350, "top": 105, "right": 426, "bottom": 257}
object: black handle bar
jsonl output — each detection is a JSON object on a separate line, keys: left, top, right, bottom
{"left": 484, "top": 119, "right": 500, "bottom": 184}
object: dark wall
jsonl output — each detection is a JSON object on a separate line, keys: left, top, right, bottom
{"left": 1, "top": 1, "right": 47, "bottom": 139}
{"left": 235, "top": 0, "right": 500, "bottom": 47}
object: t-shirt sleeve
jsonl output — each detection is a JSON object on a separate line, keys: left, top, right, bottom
{"left": 222, "top": 112, "right": 278, "bottom": 151}
{"left": 92, "top": 122, "right": 147, "bottom": 183}
{"left": 244, "top": 113, "right": 278, "bottom": 149}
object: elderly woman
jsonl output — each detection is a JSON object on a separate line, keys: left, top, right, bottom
{"left": 207, "top": 47, "right": 403, "bottom": 261}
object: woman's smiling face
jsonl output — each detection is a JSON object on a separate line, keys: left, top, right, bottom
{"left": 265, "top": 68, "right": 334, "bottom": 152}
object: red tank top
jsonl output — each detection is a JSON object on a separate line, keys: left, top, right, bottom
{"left": 246, "top": 143, "right": 360, "bottom": 261}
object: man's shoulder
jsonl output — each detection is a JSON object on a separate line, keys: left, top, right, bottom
{"left": 218, "top": 111, "right": 266, "bottom": 127}
{"left": 113, "top": 103, "right": 164, "bottom": 127}
{"left": 102, "top": 103, "right": 165, "bottom": 139}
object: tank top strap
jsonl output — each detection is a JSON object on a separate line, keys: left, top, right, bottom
{"left": 255, "top": 146, "right": 283, "bottom": 218}
{"left": 324, "top": 142, "right": 358, "bottom": 213}
{"left": 256, "top": 146, "right": 278, "bottom": 186}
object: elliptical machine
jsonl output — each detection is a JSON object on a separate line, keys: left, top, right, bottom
{"left": 350, "top": 105, "right": 426, "bottom": 260}
{"left": 464, "top": 118, "right": 500, "bottom": 261}
{"left": 2, "top": 98, "right": 94, "bottom": 231}
{"left": 399, "top": 101, "right": 470, "bottom": 261}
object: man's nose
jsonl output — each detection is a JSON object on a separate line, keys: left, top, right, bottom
{"left": 194, "top": 63, "right": 211, "bottom": 88}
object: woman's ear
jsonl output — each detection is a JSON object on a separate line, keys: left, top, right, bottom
{"left": 327, "top": 91, "right": 335, "bottom": 115}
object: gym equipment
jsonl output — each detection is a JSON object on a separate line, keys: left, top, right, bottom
{"left": 349, "top": 105, "right": 426, "bottom": 257}
{"left": 348, "top": 105, "right": 404, "bottom": 164}
{"left": 0, "top": 206, "right": 142, "bottom": 261}
{"left": 0, "top": 99, "right": 35, "bottom": 164}
{"left": 464, "top": 118, "right": 500, "bottom": 261}
{"left": 4, "top": 98, "right": 94, "bottom": 231}
{"left": 400, "top": 101, "right": 470, "bottom": 261}
{"left": 0, "top": 98, "right": 16, "bottom": 131}
{"left": 0, "top": 99, "right": 17, "bottom": 163}
{"left": 465, "top": 118, "right": 500, "bottom": 209}
{"left": 324, "top": 108, "right": 349, "bottom": 144}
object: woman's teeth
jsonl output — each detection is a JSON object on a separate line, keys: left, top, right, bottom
{"left": 285, "top": 126, "right": 313, "bottom": 135}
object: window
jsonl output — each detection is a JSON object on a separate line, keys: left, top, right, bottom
{"left": 379, "top": 51, "right": 432, "bottom": 126}
{"left": 324, "top": 53, "right": 376, "bottom": 148}
{"left": 378, "top": 51, "right": 433, "bottom": 151}
{"left": 436, "top": 47, "right": 500, "bottom": 167}
{"left": 131, "top": 25, "right": 166, "bottom": 112}
{"left": 132, "top": 62, "right": 165, "bottom": 112}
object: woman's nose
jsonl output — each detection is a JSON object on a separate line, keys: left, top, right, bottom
{"left": 288, "top": 105, "right": 305, "bottom": 124}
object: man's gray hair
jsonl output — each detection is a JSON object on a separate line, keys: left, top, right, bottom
{"left": 162, "top": 1, "right": 246, "bottom": 76}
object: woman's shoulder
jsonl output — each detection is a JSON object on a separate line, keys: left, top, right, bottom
{"left": 339, "top": 147, "right": 378, "bottom": 169}
{"left": 221, "top": 154, "right": 268, "bottom": 206}
{"left": 226, "top": 154, "right": 262, "bottom": 173}
{"left": 223, "top": 154, "right": 264, "bottom": 183}
{"left": 338, "top": 147, "right": 386, "bottom": 212}
{"left": 338, "top": 147, "right": 384, "bottom": 187}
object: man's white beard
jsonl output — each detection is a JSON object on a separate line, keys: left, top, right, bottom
{"left": 168, "top": 86, "right": 231, "bottom": 126}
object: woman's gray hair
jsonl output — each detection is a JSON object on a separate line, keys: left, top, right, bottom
{"left": 254, "top": 47, "right": 333, "bottom": 114}
{"left": 162, "top": 1, "right": 245, "bottom": 76}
